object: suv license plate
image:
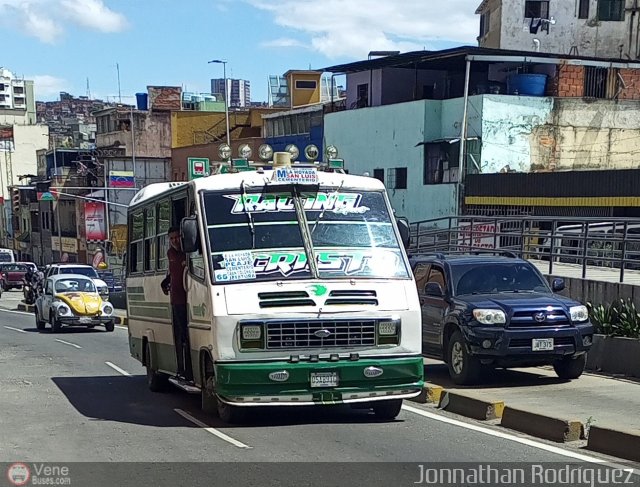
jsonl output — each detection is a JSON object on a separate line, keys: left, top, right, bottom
{"left": 310, "top": 372, "right": 338, "bottom": 388}
{"left": 532, "top": 338, "right": 554, "bottom": 351}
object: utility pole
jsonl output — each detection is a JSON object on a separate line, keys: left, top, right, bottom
{"left": 208, "top": 59, "right": 231, "bottom": 155}
{"left": 52, "top": 136, "right": 63, "bottom": 261}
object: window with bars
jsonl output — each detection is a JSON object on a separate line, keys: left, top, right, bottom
{"left": 578, "top": 0, "right": 589, "bottom": 19}
{"left": 386, "top": 167, "right": 407, "bottom": 189}
{"left": 597, "top": 0, "right": 625, "bottom": 21}
{"left": 524, "top": 0, "right": 549, "bottom": 19}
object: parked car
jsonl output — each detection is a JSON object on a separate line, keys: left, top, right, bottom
{"left": 0, "top": 263, "right": 29, "bottom": 291}
{"left": 409, "top": 252, "right": 594, "bottom": 385}
{"left": 34, "top": 274, "right": 115, "bottom": 332}
{"left": 45, "top": 264, "right": 110, "bottom": 299}
{"left": 97, "top": 271, "right": 123, "bottom": 293}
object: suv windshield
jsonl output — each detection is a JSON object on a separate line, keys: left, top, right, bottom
{"left": 451, "top": 262, "right": 550, "bottom": 295}
{"left": 59, "top": 267, "right": 99, "bottom": 278}
{"left": 203, "top": 188, "right": 409, "bottom": 283}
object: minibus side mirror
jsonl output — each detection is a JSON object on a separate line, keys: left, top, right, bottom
{"left": 397, "top": 217, "right": 410, "bottom": 249}
{"left": 181, "top": 217, "right": 199, "bottom": 253}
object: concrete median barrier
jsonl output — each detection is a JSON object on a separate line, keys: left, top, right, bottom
{"left": 17, "top": 303, "right": 34, "bottom": 313}
{"left": 500, "top": 406, "right": 583, "bottom": 443}
{"left": 438, "top": 391, "right": 504, "bottom": 420}
{"left": 409, "top": 384, "right": 444, "bottom": 404}
{"left": 587, "top": 426, "right": 640, "bottom": 462}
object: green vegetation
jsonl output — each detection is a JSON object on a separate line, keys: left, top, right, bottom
{"left": 588, "top": 299, "right": 640, "bottom": 339}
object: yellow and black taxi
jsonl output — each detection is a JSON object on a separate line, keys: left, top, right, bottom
{"left": 35, "top": 274, "right": 115, "bottom": 332}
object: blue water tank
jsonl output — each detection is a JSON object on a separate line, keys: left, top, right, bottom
{"left": 509, "top": 74, "right": 548, "bottom": 96}
{"left": 135, "top": 92, "right": 148, "bottom": 110}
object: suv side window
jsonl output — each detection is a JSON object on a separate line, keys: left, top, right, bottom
{"left": 427, "top": 265, "right": 447, "bottom": 294}
{"left": 414, "top": 263, "right": 430, "bottom": 294}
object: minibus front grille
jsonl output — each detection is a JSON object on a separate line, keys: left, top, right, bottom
{"left": 265, "top": 320, "right": 377, "bottom": 349}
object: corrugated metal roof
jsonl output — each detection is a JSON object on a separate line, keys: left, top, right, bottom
{"left": 321, "top": 46, "right": 640, "bottom": 74}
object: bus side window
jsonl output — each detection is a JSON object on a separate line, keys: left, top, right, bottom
{"left": 129, "top": 210, "right": 144, "bottom": 273}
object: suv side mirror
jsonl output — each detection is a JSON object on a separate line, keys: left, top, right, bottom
{"left": 396, "top": 217, "right": 410, "bottom": 249}
{"left": 425, "top": 282, "right": 445, "bottom": 297}
{"left": 181, "top": 217, "right": 199, "bottom": 253}
{"left": 552, "top": 278, "right": 565, "bottom": 292}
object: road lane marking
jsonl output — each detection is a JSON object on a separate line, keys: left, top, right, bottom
{"left": 105, "top": 361, "right": 132, "bottom": 377}
{"left": 0, "top": 309, "right": 32, "bottom": 316}
{"left": 174, "top": 408, "right": 252, "bottom": 449}
{"left": 402, "top": 404, "right": 640, "bottom": 474}
{"left": 55, "top": 338, "right": 82, "bottom": 349}
{"left": 4, "top": 326, "right": 26, "bottom": 333}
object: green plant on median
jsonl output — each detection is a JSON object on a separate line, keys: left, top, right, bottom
{"left": 587, "top": 299, "right": 640, "bottom": 339}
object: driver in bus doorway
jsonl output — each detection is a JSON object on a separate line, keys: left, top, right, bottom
{"left": 161, "top": 226, "right": 194, "bottom": 384}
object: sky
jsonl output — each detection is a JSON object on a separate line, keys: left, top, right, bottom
{"left": 1, "top": 0, "right": 481, "bottom": 103}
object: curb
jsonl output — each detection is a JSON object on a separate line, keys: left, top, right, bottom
{"left": 438, "top": 391, "right": 504, "bottom": 421}
{"left": 409, "top": 384, "right": 444, "bottom": 404}
{"left": 587, "top": 426, "right": 640, "bottom": 462}
{"left": 115, "top": 316, "right": 128, "bottom": 326}
{"left": 500, "top": 406, "right": 583, "bottom": 443}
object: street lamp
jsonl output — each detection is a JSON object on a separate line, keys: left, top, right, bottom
{"left": 208, "top": 59, "right": 231, "bottom": 156}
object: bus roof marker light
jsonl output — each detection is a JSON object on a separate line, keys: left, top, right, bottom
{"left": 328, "top": 159, "right": 344, "bottom": 169}
{"left": 326, "top": 145, "right": 338, "bottom": 159}
{"left": 304, "top": 144, "right": 319, "bottom": 162}
{"left": 258, "top": 144, "right": 273, "bottom": 161}
{"left": 218, "top": 143, "right": 232, "bottom": 160}
{"left": 272, "top": 152, "right": 292, "bottom": 167}
{"left": 238, "top": 144, "right": 252, "bottom": 160}
{"left": 285, "top": 144, "right": 299, "bottom": 161}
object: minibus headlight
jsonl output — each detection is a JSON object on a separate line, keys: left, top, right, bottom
{"left": 242, "top": 325, "right": 262, "bottom": 340}
{"left": 377, "top": 319, "right": 400, "bottom": 345}
{"left": 239, "top": 323, "right": 264, "bottom": 350}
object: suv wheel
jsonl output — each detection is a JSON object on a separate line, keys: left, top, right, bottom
{"left": 553, "top": 354, "right": 586, "bottom": 380}
{"left": 447, "top": 329, "right": 482, "bottom": 385}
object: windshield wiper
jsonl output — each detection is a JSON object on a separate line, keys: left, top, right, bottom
{"left": 240, "top": 180, "right": 256, "bottom": 249}
{"left": 310, "top": 180, "right": 344, "bottom": 237}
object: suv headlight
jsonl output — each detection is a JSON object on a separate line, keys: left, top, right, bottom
{"left": 473, "top": 309, "right": 506, "bottom": 325}
{"left": 570, "top": 305, "right": 589, "bottom": 323}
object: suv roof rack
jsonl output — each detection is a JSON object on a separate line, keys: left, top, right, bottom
{"left": 409, "top": 249, "right": 519, "bottom": 259}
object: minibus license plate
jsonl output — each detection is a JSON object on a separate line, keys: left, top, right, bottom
{"left": 310, "top": 372, "right": 338, "bottom": 388}
{"left": 532, "top": 338, "right": 554, "bottom": 351}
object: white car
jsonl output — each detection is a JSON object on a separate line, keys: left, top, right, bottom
{"left": 35, "top": 274, "right": 115, "bottom": 332}
{"left": 45, "top": 264, "right": 110, "bottom": 300}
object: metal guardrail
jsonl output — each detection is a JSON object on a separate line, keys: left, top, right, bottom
{"left": 409, "top": 215, "right": 640, "bottom": 283}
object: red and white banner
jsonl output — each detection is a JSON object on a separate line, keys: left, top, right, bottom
{"left": 85, "top": 201, "right": 106, "bottom": 241}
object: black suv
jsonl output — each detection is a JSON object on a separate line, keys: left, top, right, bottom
{"left": 409, "top": 252, "right": 594, "bottom": 385}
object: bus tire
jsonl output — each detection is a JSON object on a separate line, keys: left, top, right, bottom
{"left": 372, "top": 399, "right": 403, "bottom": 420}
{"left": 216, "top": 398, "right": 244, "bottom": 425}
{"left": 201, "top": 375, "right": 218, "bottom": 415}
{"left": 145, "top": 342, "right": 167, "bottom": 392}
{"left": 201, "top": 367, "right": 244, "bottom": 423}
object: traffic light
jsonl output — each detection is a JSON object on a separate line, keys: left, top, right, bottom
{"left": 11, "top": 187, "right": 20, "bottom": 214}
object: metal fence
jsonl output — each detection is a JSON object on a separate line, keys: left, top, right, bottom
{"left": 409, "top": 215, "right": 640, "bottom": 283}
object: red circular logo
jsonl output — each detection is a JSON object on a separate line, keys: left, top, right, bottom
{"left": 7, "top": 463, "right": 30, "bottom": 486}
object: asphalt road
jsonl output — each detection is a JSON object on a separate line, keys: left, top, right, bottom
{"left": 0, "top": 295, "right": 639, "bottom": 486}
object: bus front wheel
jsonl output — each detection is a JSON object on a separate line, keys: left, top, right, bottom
{"left": 372, "top": 399, "right": 403, "bottom": 420}
{"left": 201, "top": 370, "right": 244, "bottom": 424}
